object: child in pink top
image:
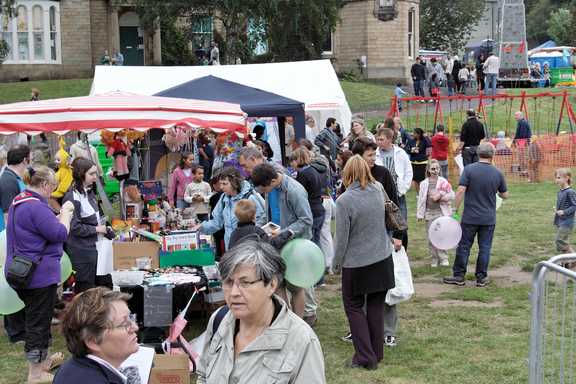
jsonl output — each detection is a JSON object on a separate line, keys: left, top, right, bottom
{"left": 168, "top": 152, "right": 195, "bottom": 208}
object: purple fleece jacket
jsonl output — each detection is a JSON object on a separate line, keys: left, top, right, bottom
{"left": 5, "top": 190, "right": 69, "bottom": 289}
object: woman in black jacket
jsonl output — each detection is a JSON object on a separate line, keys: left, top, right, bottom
{"left": 63, "top": 158, "right": 109, "bottom": 293}
{"left": 290, "top": 147, "right": 326, "bottom": 245}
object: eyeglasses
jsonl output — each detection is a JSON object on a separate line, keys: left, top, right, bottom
{"left": 222, "top": 278, "right": 263, "bottom": 291}
{"left": 110, "top": 313, "right": 138, "bottom": 332}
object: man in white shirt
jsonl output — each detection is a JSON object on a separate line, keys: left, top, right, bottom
{"left": 483, "top": 53, "right": 500, "bottom": 96}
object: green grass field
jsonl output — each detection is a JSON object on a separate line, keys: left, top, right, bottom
{"left": 0, "top": 78, "right": 573, "bottom": 383}
{"left": 0, "top": 182, "right": 565, "bottom": 384}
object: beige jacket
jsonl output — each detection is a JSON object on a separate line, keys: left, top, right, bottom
{"left": 196, "top": 297, "right": 326, "bottom": 384}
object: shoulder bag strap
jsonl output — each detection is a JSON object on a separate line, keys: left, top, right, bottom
{"left": 10, "top": 202, "right": 49, "bottom": 264}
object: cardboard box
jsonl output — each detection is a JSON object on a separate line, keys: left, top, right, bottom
{"left": 149, "top": 354, "right": 190, "bottom": 384}
{"left": 113, "top": 241, "right": 160, "bottom": 270}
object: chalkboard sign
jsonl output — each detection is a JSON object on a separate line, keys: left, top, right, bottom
{"left": 143, "top": 285, "right": 173, "bottom": 327}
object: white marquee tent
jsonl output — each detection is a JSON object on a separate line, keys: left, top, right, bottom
{"left": 90, "top": 60, "right": 352, "bottom": 136}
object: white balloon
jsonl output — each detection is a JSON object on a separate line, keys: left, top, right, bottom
{"left": 428, "top": 216, "right": 462, "bottom": 250}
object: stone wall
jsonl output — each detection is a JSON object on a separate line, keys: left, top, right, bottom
{"left": 89, "top": 0, "right": 110, "bottom": 67}
{"left": 333, "top": 0, "right": 420, "bottom": 84}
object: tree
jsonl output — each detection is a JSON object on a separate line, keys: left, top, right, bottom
{"left": 546, "top": 8, "right": 573, "bottom": 45}
{"left": 0, "top": 0, "right": 15, "bottom": 16}
{"left": 130, "top": 0, "right": 340, "bottom": 64}
{"left": 420, "top": 0, "right": 486, "bottom": 53}
{"left": 261, "top": 0, "right": 341, "bottom": 62}
{"left": 526, "top": 0, "right": 575, "bottom": 45}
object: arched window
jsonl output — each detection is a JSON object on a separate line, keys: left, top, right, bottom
{"left": 16, "top": 5, "right": 28, "bottom": 61}
{"left": 49, "top": 5, "right": 57, "bottom": 61}
{"left": 33, "top": 5, "right": 44, "bottom": 60}
{"left": 1, "top": 1, "right": 60, "bottom": 64}
{"left": 0, "top": 14, "right": 13, "bottom": 61}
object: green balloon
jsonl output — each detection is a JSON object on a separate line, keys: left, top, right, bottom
{"left": 0, "top": 231, "right": 23, "bottom": 315}
{"left": 280, "top": 239, "right": 325, "bottom": 288}
{"left": 60, "top": 252, "right": 73, "bottom": 284}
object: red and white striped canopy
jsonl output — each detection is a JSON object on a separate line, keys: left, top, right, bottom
{"left": 0, "top": 92, "right": 246, "bottom": 135}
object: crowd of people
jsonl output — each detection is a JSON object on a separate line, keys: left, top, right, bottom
{"left": 408, "top": 52, "right": 501, "bottom": 98}
{"left": 1, "top": 105, "right": 575, "bottom": 383}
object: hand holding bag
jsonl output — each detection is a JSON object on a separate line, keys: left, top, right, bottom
{"left": 380, "top": 185, "right": 408, "bottom": 232}
{"left": 385, "top": 246, "right": 414, "bottom": 305}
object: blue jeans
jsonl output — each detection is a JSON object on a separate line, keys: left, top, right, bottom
{"left": 485, "top": 74, "right": 497, "bottom": 96}
{"left": 453, "top": 223, "right": 496, "bottom": 279}
{"left": 176, "top": 199, "right": 189, "bottom": 209}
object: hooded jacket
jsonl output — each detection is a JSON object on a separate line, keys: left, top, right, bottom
{"left": 200, "top": 180, "right": 266, "bottom": 249}
{"left": 69, "top": 140, "right": 104, "bottom": 176}
{"left": 52, "top": 139, "right": 73, "bottom": 199}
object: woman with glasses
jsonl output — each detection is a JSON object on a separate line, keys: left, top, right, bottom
{"left": 54, "top": 287, "right": 139, "bottom": 384}
{"left": 197, "top": 241, "right": 326, "bottom": 384}
{"left": 4, "top": 165, "right": 74, "bottom": 384}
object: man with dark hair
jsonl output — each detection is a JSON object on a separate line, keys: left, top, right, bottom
{"left": 459, "top": 109, "right": 486, "bottom": 166}
{"left": 410, "top": 57, "right": 426, "bottom": 97}
{"left": 314, "top": 117, "right": 341, "bottom": 162}
{"left": 251, "top": 163, "right": 317, "bottom": 326}
{"left": 349, "top": 137, "right": 403, "bottom": 347}
{"left": 0, "top": 144, "right": 30, "bottom": 344}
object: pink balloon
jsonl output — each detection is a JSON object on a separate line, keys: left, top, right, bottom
{"left": 428, "top": 216, "right": 462, "bottom": 250}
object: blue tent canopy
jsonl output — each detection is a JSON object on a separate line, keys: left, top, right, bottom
{"left": 155, "top": 75, "right": 306, "bottom": 142}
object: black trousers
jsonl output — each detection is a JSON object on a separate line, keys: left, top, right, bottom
{"left": 16, "top": 284, "right": 57, "bottom": 363}
{"left": 4, "top": 310, "right": 26, "bottom": 343}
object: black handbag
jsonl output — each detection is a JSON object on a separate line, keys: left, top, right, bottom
{"left": 381, "top": 186, "right": 408, "bottom": 232}
{"left": 6, "top": 256, "right": 37, "bottom": 289}
{"left": 5, "top": 205, "right": 46, "bottom": 289}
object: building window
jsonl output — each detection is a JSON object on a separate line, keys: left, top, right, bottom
{"left": 191, "top": 16, "right": 212, "bottom": 51}
{"left": 0, "top": 1, "right": 61, "bottom": 64}
{"left": 0, "top": 13, "right": 13, "bottom": 61}
{"left": 408, "top": 8, "right": 415, "bottom": 59}
{"left": 32, "top": 5, "right": 44, "bottom": 60}
{"left": 17, "top": 5, "right": 28, "bottom": 61}
{"left": 49, "top": 6, "right": 57, "bottom": 61}
{"left": 322, "top": 31, "right": 334, "bottom": 55}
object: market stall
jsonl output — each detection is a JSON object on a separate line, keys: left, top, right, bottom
{"left": 0, "top": 91, "right": 245, "bottom": 327}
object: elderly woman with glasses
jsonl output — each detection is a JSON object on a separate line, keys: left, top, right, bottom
{"left": 53, "top": 287, "right": 139, "bottom": 384}
{"left": 197, "top": 241, "right": 326, "bottom": 384}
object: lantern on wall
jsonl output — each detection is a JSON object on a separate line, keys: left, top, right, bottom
{"left": 373, "top": 0, "right": 398, "bottom": 21}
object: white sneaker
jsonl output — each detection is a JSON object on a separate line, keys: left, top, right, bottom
{"left": 384, "top": 335, "right": 397, "bottom": 347}
{"left": 431, "top": 262, "right": 439, "bottom": 268}
{"left": 440, "top": 260, "right": 450, "bottom": 267}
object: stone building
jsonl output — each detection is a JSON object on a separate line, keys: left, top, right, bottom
{"left": 328, "top": 0, "right": 420, "bottom": 84}
{"left": 0, "top": 0, "right": 161, "bottom": 82}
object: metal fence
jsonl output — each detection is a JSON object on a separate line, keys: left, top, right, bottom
{"left": 529, "top": 254, "right": 576, "bottom": 384}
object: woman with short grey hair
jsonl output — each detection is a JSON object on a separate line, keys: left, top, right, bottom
{"left": 197, "top": 241, "right": 326, "bottom": 384}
